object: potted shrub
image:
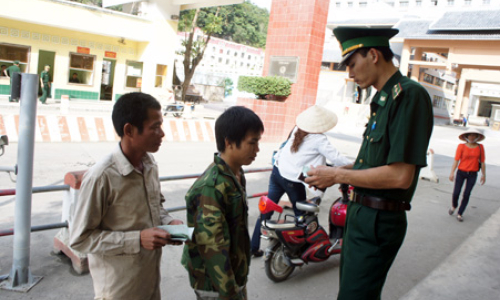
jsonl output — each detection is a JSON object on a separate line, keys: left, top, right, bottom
{"left": 238, "top": 76, "right": 292, "bottom": 101}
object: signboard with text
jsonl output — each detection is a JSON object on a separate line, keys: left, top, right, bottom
{"left": 268, "top": 56, "right": 299, "bottom": 83}
{"left": 77, "top": 47, "right": 90, "bottom": 54}
{"left": 105, "top": 51, "right": 117, "bottom": 58}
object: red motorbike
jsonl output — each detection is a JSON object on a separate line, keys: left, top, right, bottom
{"left": 258, "top": 184, "right": 351, "bottom": 282}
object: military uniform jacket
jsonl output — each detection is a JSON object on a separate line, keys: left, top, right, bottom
{"left": 6, "top": 65, "right": 20, "bottom": 77}
{"left": 41, "top": 70, "right": 50, "bottom": 83}
{"left": 353, "top": 71, "right": 433, "bottom": 203}
{"left": 182, "top": 154, "right": 250, "bottom": 300}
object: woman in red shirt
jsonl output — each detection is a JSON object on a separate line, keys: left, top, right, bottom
{"left": 449, "top": 128, "right": 486, "bottom": 222}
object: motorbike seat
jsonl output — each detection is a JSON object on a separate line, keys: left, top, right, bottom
{"left": 296, "top": 202, "right": 320, "bottom": 213}
{"left": 262, "top": 220, "right": 297, "bottom": 229}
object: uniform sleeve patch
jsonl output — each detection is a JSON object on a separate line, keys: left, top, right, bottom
{"left": 392, "top": 83, "right": 403, "bottom": 100}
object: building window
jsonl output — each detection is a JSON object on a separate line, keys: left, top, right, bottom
{"left": 387, "top": 1, "right": 395, "bottom": 6}
{"left": 464, "top": 0, "right": 471, "bottom": 4}
{"left": 447, "top": 0, "right": 454, "bottom": 5}
{"left": 432, "top": 95, "right": 443, "bottom": 108}
{"left": 69, "top": 53, "right": 95, "bottom": 85}
{"left": 483, "top": 0, "right": 490, "bottom": 4}
{"left": 336, "top": 2, "right": 341, "bottom": 7}
{"left": 218, "top": 57, "right": 222, "bottom": 63}
{"left": 416, "top": 0, "right": 422, "bottom": 6}
{"left": 227, "top": 50, "right": 230, "bottom": 55}
{"left": 0, "top": 43, "right": 30, "bottom": 73}
{"left": 234, "top": 52, "right": 238, "bottom": 57}
{"left": 347, "top": 2, "right": 353, "bottom": 7}
{"left": 333, "top": 63, "right": 347, "bottom": 71}
{"left": 423, "top": 74, "right": 434, "bottom": 84}
{"left": 125, "top": 60, "right": 143, "bottom": 88}
{"left": 360, "top": 2, "right": 367, "bottom": 7}
{"left": 435, "top": 77, "right": 444, "bottom": 87}
{"left": 226, "top": 59, "right": 230, "bottom": 65}
{"left": 321, "top": 62, "right": 332, "bottom": 70}
{"left": 155, "top": 64, "right": 167, "bottom": 88}
{"left": 400, "top": 1, "right": 409, "bottom": 7}
{"left": 446, "top": 81, "right": 454, "bottom": 90}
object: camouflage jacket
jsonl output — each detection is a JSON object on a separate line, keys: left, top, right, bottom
{"left": 181, "top": 154, "right": 250, "bottom": 300}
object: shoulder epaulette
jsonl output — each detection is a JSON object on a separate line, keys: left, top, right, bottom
{"left": 392, "top": 83, "right": 403, "bottom": 100}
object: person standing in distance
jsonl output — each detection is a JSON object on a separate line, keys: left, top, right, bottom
{"left": 5, "top": 60, "right": 21, "bottom": 102}
{"left": 70, "top": 92, "right": 183, "bottom": 300}
{"left": 40, "top": 64, "right": 51, "bottom": 104}
{"left": 305, "top": 27, "right": 434, "bottom": 300}
{"left": 449, "top": 128, "right": 486, "bottom": 222}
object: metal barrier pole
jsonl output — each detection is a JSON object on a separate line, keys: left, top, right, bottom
{"left": 0, "top": 74, "right": 42, "bottom": 292}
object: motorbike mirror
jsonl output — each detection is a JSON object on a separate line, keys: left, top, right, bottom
{"left": 258, "top": 196, "right": 283, "bottom": 214}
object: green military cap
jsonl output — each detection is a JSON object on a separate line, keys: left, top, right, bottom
{"left": 333, "top": 27, "right": 399, "bottom": 65}
{"left": 13, "top": 60, "right": 20, "bottom": 64}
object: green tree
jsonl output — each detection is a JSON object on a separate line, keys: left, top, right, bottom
{"left": 179, "top": 1, "right": 269, "bottom": 48}
{"left": 177, "top": 8, "right": 223, "bottom": 102}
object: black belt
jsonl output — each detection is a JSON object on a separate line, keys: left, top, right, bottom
{"left": 352, "top": 193, "right": 411, "bottom": 211}
{"left": 458, "top": 169, "right": 478, "bottom": 175}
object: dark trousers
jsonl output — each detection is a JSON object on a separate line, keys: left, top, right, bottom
{"left": 251, "top": 166, "right": 306, "bottom": 252}
{"left": 452, "top": 170, "right": 478, "bottom": 216}
{"left": 40, "top": 83, "right": 51, "bottom": 103}
{"left": 338, "top": 202, "right": 407, "bottom": 300}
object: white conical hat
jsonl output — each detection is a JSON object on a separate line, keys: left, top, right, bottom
{"left": 459, "top": 127, "right": 485, "bottom": 142}
{"left": 296, "top": 105, "right": 338, "bottom": 134}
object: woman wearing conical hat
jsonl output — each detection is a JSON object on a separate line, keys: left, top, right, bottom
{"left": 250, "top": 105, "right": 352, "bottom": 257}
{"left": 449, "top": 128, "right": 486, "bottom": 222}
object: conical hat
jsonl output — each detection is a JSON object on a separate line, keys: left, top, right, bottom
{"left": 459, "top": 127, "right": 485, "bottom": 142}
{"left": 296, "top": 105, "right": 338, "bottom": 134}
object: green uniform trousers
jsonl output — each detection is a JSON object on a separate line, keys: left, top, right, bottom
{"left": 337, "top": 202, "right": 407, "bottom": 300}
{"left": 40, "top": 83, "right": 51, "bottom": 103}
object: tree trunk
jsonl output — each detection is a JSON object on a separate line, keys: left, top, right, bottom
{"left": 180, "top": 7, "right": 219, "bottom": 103}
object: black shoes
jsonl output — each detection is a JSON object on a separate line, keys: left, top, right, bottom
{"left": 252, "top": 249, "right": 264, "bottom": 257}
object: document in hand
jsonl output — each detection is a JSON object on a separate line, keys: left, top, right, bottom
{"left": 157, "top": 224, "right": 194, "bottom": 242}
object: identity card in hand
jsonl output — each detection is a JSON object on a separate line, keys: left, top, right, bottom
{"left": 157, "top": 224, "right": 194, "bottom": 242}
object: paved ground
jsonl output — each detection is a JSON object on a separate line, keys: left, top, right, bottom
{"left": 0, "top": 98, "right": 499, "bottom": 299}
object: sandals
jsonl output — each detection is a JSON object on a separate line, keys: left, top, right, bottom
{"left": 448, "top": 207, "right": 456, "bottom": 215}
{"left": 457, "top": 215, "right": 464, "bottom": 222}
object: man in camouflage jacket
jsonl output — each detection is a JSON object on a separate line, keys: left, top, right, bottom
{"left": 181, "top": 106, "right": 264, "bottom": 300}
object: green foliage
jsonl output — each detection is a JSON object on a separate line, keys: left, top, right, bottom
{"left": 224, "top": 78, "right": 234, "bottom": 97}
{"left": 179, "top": 0, "right": 269, "bottom": 48}
{"left": 238, "top": 76, "right": 292, "bottom": 98}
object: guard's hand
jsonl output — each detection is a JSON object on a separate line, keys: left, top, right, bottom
{"left": 140, "top": 227, "right": 170, "bottom": 250}
{"left": 449, "top": 173, "right": 455, "bottom": 182}
{"left": 480, "top": 175, "right": 486, "bottom": 185}
{"left": 305, "top": 165, "right": 338, "bottom": 190}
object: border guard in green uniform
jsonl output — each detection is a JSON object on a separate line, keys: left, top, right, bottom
{"left": 305, "top": 27, "right": 434, "bottom": 300}
{"left": 40, "top": 64, "right": 51, "bottom": 104}
{"left": 5, "top": 60, "right": 21, "bottom": 102}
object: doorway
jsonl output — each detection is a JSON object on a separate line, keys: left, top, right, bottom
{"left": 37, "top": 50, "right": 55, "bottom": 96}
{"left": 100, "top": 59, "right": 116, "bottom": 101}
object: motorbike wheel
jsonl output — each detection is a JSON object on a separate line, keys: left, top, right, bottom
{"left": 265, "top": 243, "right": 295, "bottom": 282}
{"left": 172, "top": 112, "right": 182, "bottom": 118}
